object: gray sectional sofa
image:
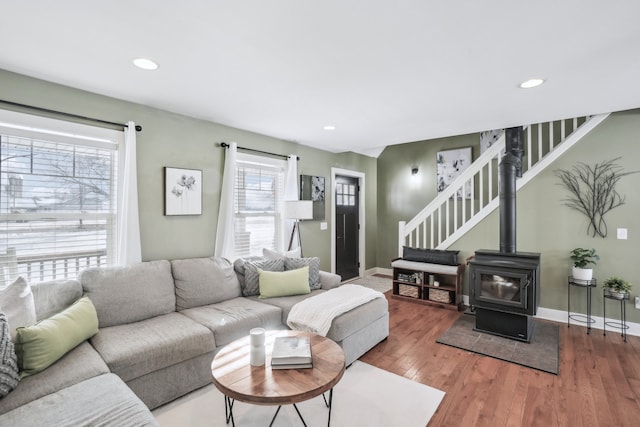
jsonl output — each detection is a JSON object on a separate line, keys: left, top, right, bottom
{"left": 0, "top": 256, "right": 389, "bottom": 426}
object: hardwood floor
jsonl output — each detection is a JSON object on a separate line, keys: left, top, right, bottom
{"left": 359, "top": 292, "right": 640, "bottom": 427}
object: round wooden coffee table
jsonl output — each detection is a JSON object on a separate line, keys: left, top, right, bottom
{"left": 211, "top": 330, "right": 345, "bottom": 427}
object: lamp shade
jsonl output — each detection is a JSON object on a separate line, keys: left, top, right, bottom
{"left": 284, "top": 200, "right": 314, "bottom": 220}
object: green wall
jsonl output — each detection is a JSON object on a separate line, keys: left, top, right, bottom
{"left": 0, "top": 69, "right": 377, "bottom": 272}
{"left": 4, "top": 68, "right": 639, "bottom": 322}
{"left": 377, "top": 110, "right": 640, "bottom": 322}
{"left": 376, "top": 132, "right": 479, "bottom": 265}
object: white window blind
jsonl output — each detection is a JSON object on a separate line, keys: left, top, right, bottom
{"left": 0, "top": 110, "right": 121, "bottom": 285}
{"left": 234, "top": 154, "right": 285, "bottom": 258}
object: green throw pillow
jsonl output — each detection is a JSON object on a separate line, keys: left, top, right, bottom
{"left": 258, "top": 266, "right": 311, "bottom": 299}
{"left": 15, "top": 296, "right": 99, "bottom": 377}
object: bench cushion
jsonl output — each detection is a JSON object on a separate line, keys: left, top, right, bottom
{"left": 90, "top": 312, "right": 214, "bottom": 382}
{"left": 391, "top": 259, "right": 460, "bottom": 275}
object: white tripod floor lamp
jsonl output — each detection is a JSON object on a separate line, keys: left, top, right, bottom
{"left": 285, "top": 200, "right": 314, "bottom": 256}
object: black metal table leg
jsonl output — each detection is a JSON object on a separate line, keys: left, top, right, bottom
{"left": 225, "top": 396, "right": 235, "bottom": 427}
{"left": 622, "top": 298, "right": 627, "bottom": 342}
{"left": 588, "top": 285, "right": 591, "bottom": 333}
{"left": 268, "top": 406, "right": 283, "bottom": 427}
{"left": 326, "top": 388, "right": 334, "bottom": 427}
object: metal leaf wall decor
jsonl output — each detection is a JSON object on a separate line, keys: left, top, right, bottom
{"left": 555, "top": 158, "right": 637, "bottom": 238}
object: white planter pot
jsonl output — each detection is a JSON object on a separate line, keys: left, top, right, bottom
{"left": 572, "top": 267, "right": 593, "bottom": 281}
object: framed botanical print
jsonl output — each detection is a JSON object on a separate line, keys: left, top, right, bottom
{"left": 164, "top": 167, "right": 202, "bottom": 215}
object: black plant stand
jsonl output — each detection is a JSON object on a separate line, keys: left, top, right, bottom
{"left": 567, "top": 276, "right": 597, "bottom": 334}
{"left": 603, "top": 290, "right": 628, "bottom": 342}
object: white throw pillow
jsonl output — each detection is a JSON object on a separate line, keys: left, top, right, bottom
{"left": 263, "top": 247, "right": 302, "bottom": 260}
{"left": 0, "top": 276, "right": 37, "bottom": 342}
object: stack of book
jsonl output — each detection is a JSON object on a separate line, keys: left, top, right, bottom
{"left": 270, "top": 336, "right": 313, "bottom": 369}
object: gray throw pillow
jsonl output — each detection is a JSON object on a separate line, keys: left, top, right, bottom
{"left": 243, "top": 259, "right": 284, "bottom": 296}
{"left": 284, "top": 257, "right": 321, "bottom": 290}
{"left": 0, "top": 312, "right": 20, "bottom": 397}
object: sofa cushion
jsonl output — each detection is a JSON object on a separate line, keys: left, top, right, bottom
{"left": 171, "top": 257, "right": 242, "bottom": 310}
{"left": 0, "top": 276, "right": 36, "bottom": 341}
{"left": 79, "top": 260, "right": 176, "bottom": 327}
{"left": 248, "top": 289, "right": 326, "bottom": 323}
{"left": 0, "top": 341, "right": 109, "bottom": 415}
{"left": 15, "top": 296, "right": 99, "bottom": 377}
{"left": 258, "top": 267, "right": 311, "bottom": 298}
{"left": 284, "top": 257, "right": 321, "bottom": 290}
{"left": 242, "top": 258, "right": 284, "bottom": 297}
{"left": 90, "top": 312, "right": 214, "bottom": 382}
{"left": 0, "top": 373, "right": 158, "bottom": 426}
{"left": 325, "top": 297, "right": 389, "bottom": 343}
{"left": 181, "top": 298, "right": 283, "bottom": 347}
{"left": 30, "top": 278, "right": 82, "bottom": 321}
{"left": 0, "top": 312, "right": 19, "bottom": 398}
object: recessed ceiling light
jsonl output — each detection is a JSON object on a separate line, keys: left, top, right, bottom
{"left": 133, "top": 58, "right": 159, "bottom": 70}
{"left": 323, "top": 125, "right": 336, "bottom": 131}
{"left": 520, "top": 78, "right": 544, "bottom": 89}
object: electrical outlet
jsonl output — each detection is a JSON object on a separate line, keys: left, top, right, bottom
{"left": 636, "top": 296, "right": 640, "bottom": 310}
{"left": 617, "top": 228, "right": 628, "bottom": 240}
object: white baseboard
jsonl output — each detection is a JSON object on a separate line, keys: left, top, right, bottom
{"left": 463, "top": 296, "right": 640, "bottom": 338}
{"left": 365, "top": 267, "right": 392, "bottom": 276}
{"left": 364, "top": 272, "right": 639, "bottom": 337}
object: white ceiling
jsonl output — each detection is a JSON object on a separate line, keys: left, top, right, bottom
{"left": 2, "top": 1, "right": 639, "bottom": 157}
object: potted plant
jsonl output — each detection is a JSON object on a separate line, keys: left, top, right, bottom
{"left": 602, "top": 276, "right": 632, "bottom": 300}
{"left": 570, "top": 247, "right": 599, "bottom": 280}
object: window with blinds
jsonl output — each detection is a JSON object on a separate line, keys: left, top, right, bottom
{"left": 234, "top": 154, "right": 285, "bottom": 258}
{"left": 0, "top": 111, "right": 120, "bottom": 285}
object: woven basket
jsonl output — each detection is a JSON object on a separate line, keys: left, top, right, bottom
{"left": 398, "top": 284, "right": 420, "bottom": 299}
{"left": 428, "top": 288, "right": 452, "bottom": 303}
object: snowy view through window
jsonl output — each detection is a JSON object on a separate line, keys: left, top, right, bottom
{"left": 1, "top": 133, "right": 117, "bottom": 283}
{"left": 234, "top": 164, "right": 283, "bottom": 258}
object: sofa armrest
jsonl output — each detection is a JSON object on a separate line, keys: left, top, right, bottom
{"left": 319, "top": 271, "right": 341, "bottom": 290}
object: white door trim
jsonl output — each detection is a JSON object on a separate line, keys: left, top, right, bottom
{"left": 331, "top": 167, "right": 365, "bottom": 278}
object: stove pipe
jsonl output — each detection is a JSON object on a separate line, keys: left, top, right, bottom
{"left": 499, "top": 127, "right": 524, "bottom": 253}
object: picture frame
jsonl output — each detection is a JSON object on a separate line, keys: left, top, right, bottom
{"left": 480, "top": 129, "right": 504, "bottom": 154}
{"left": 436, "top": 147, "right": 472, "bottom": 198}
{"left": 164, "top": 167, "right": 202, "bottom": 215}
{"left": 300, "top": 174, "right": 325, "bottom": 220}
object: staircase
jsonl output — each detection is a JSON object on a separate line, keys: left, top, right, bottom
{"left": 398, "top": 113, "right": 610, "bottom": 255}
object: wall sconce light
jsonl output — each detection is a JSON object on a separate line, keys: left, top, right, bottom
{"left": 411, "top": 167, "right": 419, "bottom": 175}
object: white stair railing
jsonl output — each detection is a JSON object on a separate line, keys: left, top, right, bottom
{"left": 398, "top": 113, "right": 610, "bottom": 255}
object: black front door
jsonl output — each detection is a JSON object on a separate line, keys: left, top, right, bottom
{"left": 335, "top": 175, "right": 359, "bottom": 281}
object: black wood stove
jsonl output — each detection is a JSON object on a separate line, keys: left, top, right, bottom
{"left": 469, "top": 127, "right": 540, "bottom": 342}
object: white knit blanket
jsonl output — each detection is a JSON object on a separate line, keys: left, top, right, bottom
{"left": 287, "top": 284, "right": 384, "bottom": 337}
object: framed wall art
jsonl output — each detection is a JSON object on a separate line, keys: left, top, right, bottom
{"left": 300, "top": 174, "right": 325, "bottom": 220}
{"left": 436, "top": 147, "right": 472, "bottom": 198}
{"left": 480, "top": 129, "right": 504, "bottom": 154}
{"left": 164, "top": 167, "right": 202, "bottom": 215}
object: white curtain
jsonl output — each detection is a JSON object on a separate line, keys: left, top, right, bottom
{"left": 117, "top": 121, "right": 142, "bottom": 265}
{"left": 214, "top": 142, "right": 237, "bottom": 259}
{"left": 283, "top": 154, "right": 299, "bottom": 251}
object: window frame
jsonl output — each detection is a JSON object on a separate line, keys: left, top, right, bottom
{"left": 233, "top": 152, "right": 286, "bottom": 258}
{"left": 0, "top": 109, "right": 122, "bottom": 283}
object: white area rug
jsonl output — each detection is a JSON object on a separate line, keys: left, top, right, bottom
{"left": 346, "top": 275, "right": 392, "bottom": 294}
{"left": 153, "top": 361, "right": 444, "bottom": 427}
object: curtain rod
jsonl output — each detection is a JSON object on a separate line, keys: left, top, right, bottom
{"left": 220, "top": 142, "right": 299, "bottom": 160}
{"left": 0, "top": 99, "right": 142, "bottom": 132}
